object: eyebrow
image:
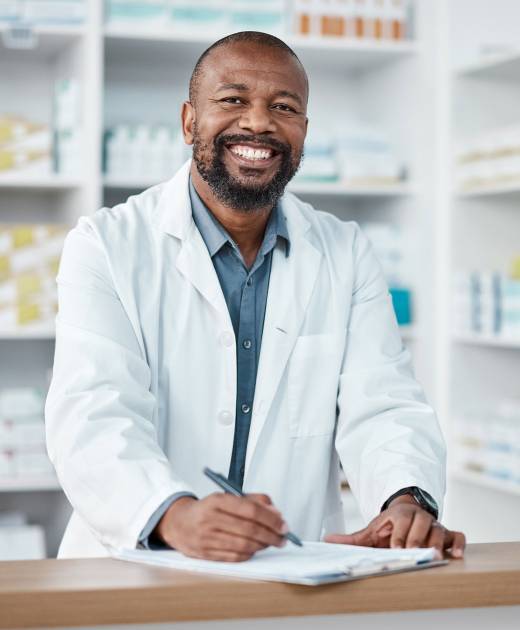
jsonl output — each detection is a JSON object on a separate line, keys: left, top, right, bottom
{"left": 215, "top": 83, "right": 304, "bottom": 107}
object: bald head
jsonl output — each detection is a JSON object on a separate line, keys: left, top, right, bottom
{"left": 189, "top": 31, "right": 309, "bottom": 107}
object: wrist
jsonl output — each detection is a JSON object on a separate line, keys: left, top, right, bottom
{"left": 387, "top": 494, "right": 417, "bottom": 509}
{"left": 155, "top": 496, "right": 197, "bottom": 546}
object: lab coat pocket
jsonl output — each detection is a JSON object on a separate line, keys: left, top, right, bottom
{"left": 288, "top": 333, "right": 345, "bottom": 438}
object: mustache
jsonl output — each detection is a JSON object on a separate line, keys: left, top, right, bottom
{"left": 214, "top": 133, "right": 291, "bottom": 156}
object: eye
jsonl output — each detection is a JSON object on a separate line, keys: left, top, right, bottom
{"left": 220, "top": 97, "right": 243, "bottom": 105}
{"left": 272, "top": 103, "right": 297, "bottom": 113}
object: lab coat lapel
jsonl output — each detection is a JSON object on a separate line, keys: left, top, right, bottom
{"left": 175, "top": 233, "right": 231, "bottom": 324}
{"left": 245, "top": 197, "right": 322, "bottom": 473}
{"left": 155, "top": 159, "right": 231, "bottom": 325}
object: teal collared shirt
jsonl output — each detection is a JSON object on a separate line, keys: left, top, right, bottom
{"left": 189, "top": 177, "right": 290, "bottom": 487}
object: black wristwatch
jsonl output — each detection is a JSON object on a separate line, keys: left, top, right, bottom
{"left": 381, "top": 486, "right": 439, "bottom": 519}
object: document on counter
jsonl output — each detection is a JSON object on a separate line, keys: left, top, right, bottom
{"left": 111, "top": 542, "right": 447, "bottom": 585}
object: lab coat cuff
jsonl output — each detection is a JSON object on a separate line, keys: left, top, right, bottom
{"left": 124, "top": 485, "right": 198, "bottom": 551}
{"left": 139, "top": 491, "right": 198, "bottom": 549}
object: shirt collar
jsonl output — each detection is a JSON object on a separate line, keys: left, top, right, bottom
{"left": 189, "top": 176, "right": 290, "bottom": 258}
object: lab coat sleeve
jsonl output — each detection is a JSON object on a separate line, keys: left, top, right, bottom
{"left": 45, "top": 219, "right": 197, "bottom": 551}
{"left": 335, "top": 224, "right": 446, "bottom": 524}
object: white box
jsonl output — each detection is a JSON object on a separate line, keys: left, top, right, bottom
{"left": 0, "top": 388, "right": 45, "bottom": 417}
{"left": 0, "top": 449, "right": 14, "bottom": 476}
{"left": 13, "top": 450, "right": 55, "bottom": 476}
{"left": 0, "top": 525, "right": 46, "bottom": 560}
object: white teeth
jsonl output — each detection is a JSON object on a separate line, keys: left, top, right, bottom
{"left": 230, "top": 145, "right": 273, "bottom": 160}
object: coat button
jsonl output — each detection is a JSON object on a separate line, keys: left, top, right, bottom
{"left": 220, "top": 331, "right": 234, "bottom": 347}
{"left": 218, "top": 410, "right": 233, "bottom": 425}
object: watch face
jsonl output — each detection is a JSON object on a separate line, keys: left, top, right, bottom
{"left": 415, "top": 488, "right": 438, "bottom": 516}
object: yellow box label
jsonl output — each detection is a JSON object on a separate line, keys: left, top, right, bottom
{"left": 18, "top": 302, "right": 41, "bottom": 325}
{"left": 12, "top": 227, "right": 35, "bottom": 248}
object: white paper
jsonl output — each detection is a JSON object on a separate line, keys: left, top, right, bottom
{"left": 112, "top": 542, "right": 436, "bottom": 585}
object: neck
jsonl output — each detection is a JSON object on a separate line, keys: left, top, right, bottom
{"left": 190, "top": 163, "right": 273, "bottom": 268}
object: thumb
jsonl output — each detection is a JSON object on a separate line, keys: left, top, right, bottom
{"left": 324, "top": 528, "right": 371, "bottom": 546}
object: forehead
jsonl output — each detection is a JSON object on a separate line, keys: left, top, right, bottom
{"left": 199, "top": 42, "right": 308, "bottom": 100}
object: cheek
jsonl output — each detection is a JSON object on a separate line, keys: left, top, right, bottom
{"left": 197, "top": 111, "right": 237, "bottom": 139}
{"left": 281, "top": 122, "right": 306, "bottom": 152}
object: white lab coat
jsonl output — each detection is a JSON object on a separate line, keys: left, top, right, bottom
{"left": 45, "top": 159, "right": 446, "bottom": 558}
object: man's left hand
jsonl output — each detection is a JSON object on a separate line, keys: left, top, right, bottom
{"left": 324, "top": 495, "right": 466, "bottom": 559}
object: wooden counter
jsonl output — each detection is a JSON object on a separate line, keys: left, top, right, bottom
{"left": 1, "top": 543, "right": 520, "bottom": 629}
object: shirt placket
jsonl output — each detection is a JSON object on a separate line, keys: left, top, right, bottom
{"left": 228, "top": 255, "right": 265, "bottom": 488}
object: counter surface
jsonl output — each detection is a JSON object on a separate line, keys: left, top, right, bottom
{"left": 1, "top": 543, "right": 520, "bottom": 629}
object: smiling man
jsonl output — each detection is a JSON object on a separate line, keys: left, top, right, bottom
{"left": 45, "top": 31, "right": 465, "bottom": 561}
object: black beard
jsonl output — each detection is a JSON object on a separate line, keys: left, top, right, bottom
{"left": 192, "top": 131, "right": 302, "bottom": 212}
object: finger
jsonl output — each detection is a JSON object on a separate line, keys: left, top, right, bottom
{"left": 324, "top": 527, "right": 378, "bottom": 547}
{"left": 211, "top": 507, "right": 286, "bottom": 548}
{"left": 217, "top": 494, "right": 286, "bottom": 536}
{"left": 389, "top": 512, "right": 414, "bottom": 549}
{"left": 404, "top": 511, "right": 434, "bottom": 548}
{"left": 426, "top": 522, "right": 445, "bottom": 558}
{"left": 246, "top": 493, "right": 273, "bottom": 506}
{"left": 201, "top": 530, "right": 266, "bottom": 556}
{"left": 247, "top": 493, "right": 282, "bottom": 516}
{"left": 443, "top": 530, "right": 466, "bottom": 558}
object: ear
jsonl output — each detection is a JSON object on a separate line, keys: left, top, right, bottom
{"left": 181, "top": 101, "right": 195, "bottom": 145}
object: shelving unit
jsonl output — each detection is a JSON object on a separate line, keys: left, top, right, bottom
{"left": 441, "top": 0, "right": 520, "bottom": 542}
{"left": 0, "top": 1, "right": 103, "bottom": 558}
{"left": 0, "top": 0, "right": 449, "bottom": 555}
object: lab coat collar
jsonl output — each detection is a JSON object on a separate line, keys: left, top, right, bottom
{"left": 153, "top": 158, "right": 313, "bottom": 243}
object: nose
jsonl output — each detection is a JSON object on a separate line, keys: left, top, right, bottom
{"left": 238, "top": 102, "right": 276, "bottom": 135}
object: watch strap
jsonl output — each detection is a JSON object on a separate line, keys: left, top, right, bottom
{"left": 381, "top": 486, "right": 439, "bottom": 519}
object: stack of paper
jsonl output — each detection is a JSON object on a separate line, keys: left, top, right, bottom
{"left": 112, "top": 542, "right": 443, "bottom": 586}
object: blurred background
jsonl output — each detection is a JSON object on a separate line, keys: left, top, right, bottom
{"left": 1, "top": 0, "right": 520, "bottom": 559}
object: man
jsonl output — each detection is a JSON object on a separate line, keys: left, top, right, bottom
{"left": 45, "top": 31, "right": 465, "bottom": 561}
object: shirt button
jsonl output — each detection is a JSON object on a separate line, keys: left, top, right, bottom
{"left": 246, "top": 277, "right": 253, "bottom": 286}
{"left": 242, "top": 339, "right": 252, "bottom": 349}
{"left": 241, "top": 403, "right": 251, "bottom": 414}
{"left": 218, "top": 410, "right": 233, "bottom": 425}
{"left": 220, "top": 331, "right": 234, "bottom": 347}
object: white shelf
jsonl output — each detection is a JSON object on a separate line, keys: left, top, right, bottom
{"left": 289, "top": 181, "right": 414, "bottom": 197}
{"left": 451, "top": 469, "right": 520, "bottom": 498}
{"left": 0, "top": 476, "right": 61, "bottom": 492}
{"left": 456, "top": 182, "right": 520, "bottom": 198}
{"left": 0, "top": 328, "right": 55, "bottom": 340}
{"left": 103, "top": 177, "right": 160, "bottom": 190}
{"left": 104, "top": 176, "right": 414, "bottom": 198}
{"left": 455, "top": 50, "right": 520, "bottom": 81}
{"left": 104, "top": 28, "right": 419, "bottom": 73}
{"left": 0, "top": 24, "right": 85, "bottom": 60}
{"left": 452, "top": 332, "right": 520, "bottom": 349}
{"left": 0, "top": 173, "right": 83, "bottom": 191}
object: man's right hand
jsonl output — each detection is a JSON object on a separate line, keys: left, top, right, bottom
{"left": 154, "top": 493, "right": 289, "bottom": 561}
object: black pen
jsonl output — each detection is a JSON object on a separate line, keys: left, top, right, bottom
{"left": 203, "top": 467, "right": 303, "bottom": 547}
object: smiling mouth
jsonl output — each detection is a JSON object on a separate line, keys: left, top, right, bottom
{"left": 225, "top": 143, "right": 281, "bottom": 167}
